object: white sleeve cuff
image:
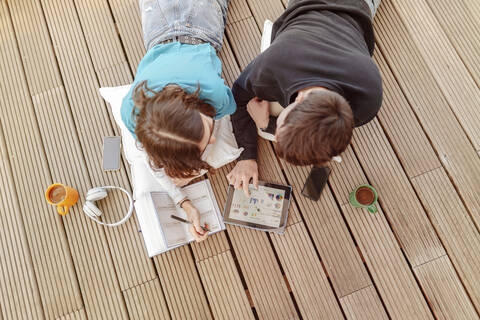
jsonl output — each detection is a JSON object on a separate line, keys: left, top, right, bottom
{"left": 146, "top": 163, "right": 187, "bottom": 204}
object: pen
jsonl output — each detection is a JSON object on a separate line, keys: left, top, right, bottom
{"left": 170, "top": 215, "right": 210, "bottom": 232}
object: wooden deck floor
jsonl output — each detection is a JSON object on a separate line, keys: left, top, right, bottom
{"left": 1, "top": 0, "right": 480, "bottom": 319}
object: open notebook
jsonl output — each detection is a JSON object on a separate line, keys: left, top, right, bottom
{"left": 134, "top": 180, "right": 225, "bottom": 256}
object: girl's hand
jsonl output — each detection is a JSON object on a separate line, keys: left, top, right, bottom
{"left": 247, "top": 98, "right": 270, "bottom": 129}
{"left": 181, "top": 200, "right": 208, "bottom": 242}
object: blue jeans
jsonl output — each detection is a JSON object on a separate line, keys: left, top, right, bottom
{"left": 139, "top": 0, "right": 229, "bottom": 51}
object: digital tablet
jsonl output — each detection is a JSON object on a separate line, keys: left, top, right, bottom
{"left": 223, "top": 181, "right": 292, "bottom": 234}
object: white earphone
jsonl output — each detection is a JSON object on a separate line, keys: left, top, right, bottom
{"left": 83, "top": 186, "right": 134, "bottom": 227}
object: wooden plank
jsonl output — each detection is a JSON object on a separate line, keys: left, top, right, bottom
{"left": 56, "top": 309, "right": 87, "bottom": 320}
{"left": 97, "top": 62, "right": 132, "bottom": 88}
{"left": 0, "top": 126, "right": 43, "bottom": 319}
{"left": 374, "top": 39, "right": 480, "bottom": 316}
{"left": 9, "top": 0, "right": 131, "bottom": 315}
{"left": 192, "top": 232, "right": 230, "bottom": 263}
{"left": 36, "top": 0, "right": 156, "bottom": 292}
{"left": 271, "top": 223, "right": 344, "bottom": 319}
{"left": 5, "top": 0, "right": 60, "bottom": 96}
{"left": 373, "top": 50, "right": 441, "bottom": 178}
{"left": 218, "top": 39, "right": 240, "bottom": 88}
{"left": 340, "top": 285, "right": 389, "bottom": 320}
{"left": 225, "top": 0, "right": 261, "bottom": 69}
{"left": 33, "top": 87, "right": 128, "bottom": 319}
{"left": 226, "top": 0, "right": 252, "bottom": 25}
{"left": 335, "top": 72, "right": 474, "bottom": 317}
{"left": 351, "top": 117, "right": 445, "bottom": 266}
{"left": 462, "top": 0, "right": 480, "bottom": 43}
{"left": 339, "top": 204, "right": 432, "bottom": 320}
{"left": 106, "top": 0, "right": 144, "bottom": 71}
{"left": 7, "top": 0, "right": 152, "bottom": 318}
{"left": 247, "top": 0, "right": 284, "bottom": 28}
{"left": 414, "top": 256, "right": 478, "bottom": 320}
{"left": 197, "top": 251, "right": 254, "bottom": 320}
{"left": 412, "top": 168, "right": 480, "bottom": 313}
{"left": 389, "top": 0, "right": 480, "bottom": 151}
{"left": 280, "top": 159, "right": 372, "bottom": 298}
{"left": 0, "top": 1, "right": 83, "bottom": 318}
{"left": 225, "top": 225, "right": 296, "bottom": 320}
{"left": 375, "top": 0, "right": 480, "bottom": 231}
{"left": 226, "top": 18, "right": 261, "bottom": 69}
{"left": 123, "top": 279, "right": 171, "bottom": 320}
{"left": 328, "top": 147, "right": 433, "bottom": 319}
{"left": 209, "top": 166, "right": 299, "bottom": 320}
{"left": 72, "top": 0, "right": 126, "bottom": 74}
{"left": 424, "top": 0, "right": 480, "bottom": 86}
{"left": 71, "top": 0, "right": 134, "bottom": 176}
{"left": 154, "top": 246, "right": 212, "bottom": 320}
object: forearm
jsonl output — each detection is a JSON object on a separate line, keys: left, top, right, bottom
{"left": 232, "top": 81, "right": 258, "bottom": 161}
{"left": 147, "top": 164, "right": 187, "bottom": 204}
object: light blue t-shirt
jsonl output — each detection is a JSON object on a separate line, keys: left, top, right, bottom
{"left": 121, "top": 42, "right": 236, "bottom": 138}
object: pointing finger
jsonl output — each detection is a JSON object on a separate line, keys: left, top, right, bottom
{"left": 242, "top": 177, "right": 250, "bottom": 197}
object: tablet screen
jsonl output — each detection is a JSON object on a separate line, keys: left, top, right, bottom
{"left": 228, "top": 184, "right": 286, "bottom": 228}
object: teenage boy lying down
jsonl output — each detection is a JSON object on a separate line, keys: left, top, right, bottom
{"left": 228, "top": 0, "right": 383, "bottom": 195}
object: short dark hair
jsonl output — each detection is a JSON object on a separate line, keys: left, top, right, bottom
{"left": 275, "top": 90, "right": 354, "bottom": 166}
{"left": 133, "top": 81, "right": 216, "bottom": 179}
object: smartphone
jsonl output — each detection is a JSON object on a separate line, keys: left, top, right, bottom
{"left": 103, "top": 136, "right": 121, "bottom": 171}
{"left": 301, "top": 166, "right": 331, "bottom": 201}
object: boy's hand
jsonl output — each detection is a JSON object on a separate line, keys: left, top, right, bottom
{"left": 182, "top": 200, "right": 208, "bottom": 242}
{"left": 247, "top": 98, "right": 270, "bottom": 129}
{"left": 226, "top": 160, "right": 259, "bottom": 197}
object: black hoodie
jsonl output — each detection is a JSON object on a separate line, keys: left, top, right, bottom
{"left": 232, "top": 0, "right": 383, "bottom": 160}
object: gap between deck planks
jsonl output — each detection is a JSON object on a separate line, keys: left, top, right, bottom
{"left": 391, "top": 0, "right": 480, "bottom": 151}
{"left": 374, "top": 46, "right": 480, "bottom": 315}
{"left": 375, "top": 0, "right": 480, "bottom": 231}
{"left": 36, "top": 0, "right": 157, "bottom": 292}
{"left": 328, "top": 3, "right": 479, "bottom": 317}
{"left": 0, "top": 118, "right": 43, "bottom": 320}
{"left": 0, "top": 1, "right": 80, "bottom": 318}
{"left": 412, "top": 169, "right": 480, "bottom": 317}
{"left": 6, "top": 0, "right": 158, "bottom": 318}
{"left": 329, "top": 149, "right": 433, "bottom": 319}
{"left": 424, "top": 0, "right": 480, "bottom": 88}
{"left": 123, "top": 278, "right": 171, "bottom": 319}
{"left": 5, "top": 0, "right": 176, "bottom": 318}
{"left": 375, "top": 2, "right": 480, "bottom": 313}
{"left": 56, "top": 309, "right": 87, "bottom": 320}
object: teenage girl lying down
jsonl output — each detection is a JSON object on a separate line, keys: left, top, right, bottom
{"left": 121, "top": 0, "right": 235, "bottom": 242}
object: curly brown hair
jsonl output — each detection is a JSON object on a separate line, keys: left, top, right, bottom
{"left": 133, "top": 81, "right": 216, "bottom": 179}
{"left": 275, "top": 90, "right": 354, "bottom": 166}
